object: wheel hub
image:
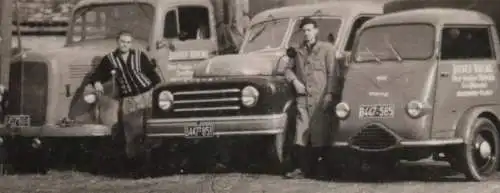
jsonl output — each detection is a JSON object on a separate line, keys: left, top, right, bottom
{"left": 478, "top": 140, "right": 492, "bottom": 159}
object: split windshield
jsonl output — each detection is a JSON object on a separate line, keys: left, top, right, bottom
{"left": 240, "top": 18, "right": 290, "bottom": 53}
{"left": 70, "top": 3, "right": 154, "bottom": 43}
{"left": 354, "top": 24, "right": 435, "bottom": 62}
{"left": 241, "top": 17, "right": 342, "bottom": 53}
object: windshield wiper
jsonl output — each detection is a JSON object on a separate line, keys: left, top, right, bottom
{"left": 364, "top": 47, "right": 381, "bottom": 63}
{"left": 248, "top": 22, "right": 269, "bottom": 43}
{"left": 385, "top": 36, "right": 403, "bottom": 62}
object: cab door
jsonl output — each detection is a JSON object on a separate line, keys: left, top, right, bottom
{"left": 432, "top": 26, "right": 499, "bottom": 136}
{"left": 155, "top": 5, "right": 218, "bottom": 82}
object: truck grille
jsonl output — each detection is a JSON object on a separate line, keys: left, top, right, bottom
{"left": 164, "top": 84, "right": 245, "bottom": 118}
{"left": 350, "top": 124, "right": 397, "bottom": 151}
{"left": 6, "top": 61, "right": 48, "bottom": 126}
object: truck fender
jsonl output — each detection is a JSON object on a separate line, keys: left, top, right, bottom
{"left": 454, "top": 106, "right": 499, "bottom": 144}
{"left": 282, "top": 99, "right": 294, "bottom": 114}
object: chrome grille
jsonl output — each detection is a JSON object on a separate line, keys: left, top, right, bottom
{"left": 6, "top": 61, "right": 48, "bottom": 126}
{"left": 350, "top": 124, "right": 397, "bottom": 151}
{"left": 169, "top": 87, "right": 242, "bottom": 117}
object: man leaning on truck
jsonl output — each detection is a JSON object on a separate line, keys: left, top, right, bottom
{"left": 283, "top": 17, "right": 338, "bottom": 179}
{"left": 88, "top": 30, "right": 162, "bottom": 163}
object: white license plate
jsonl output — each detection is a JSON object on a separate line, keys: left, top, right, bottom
{"left": 5, "top": 115, "right": 31, "bottom": 128}
{"left": 359, "top": 104, "right": 394, "bottom": 119}
{"left": 184, "top": 122, "right": 214, "bottom": 138}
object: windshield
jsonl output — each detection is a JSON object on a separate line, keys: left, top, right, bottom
{"left": 70, "top": 3, "right": 154, "bottom": 44}
{"left": 288, "top": 17, "right": 342, "bottom": 47}
{"left": 240, "top": 18, "right": 290, "bottom": 53}
{"left": 354, "top": 24, "right": 435, "bottom": 62}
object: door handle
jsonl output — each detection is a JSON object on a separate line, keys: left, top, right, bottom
{"left": 440, "top": 72, "right": 450, "bottom": 78}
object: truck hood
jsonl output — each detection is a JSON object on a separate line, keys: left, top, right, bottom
{"left": 193, "top": 50, "right": 285, "bottom": 77}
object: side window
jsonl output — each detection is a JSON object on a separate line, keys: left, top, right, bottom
{"left": 440, "top": 27, "right": 494, "bottom": 60}
{"left": 164, "top": 10, "right": 178, "bottom": 38}
{"left": 288, "top": 17, "right": 342, "bottom": 47}
{"left": 344, "top": 16, "right": 373, "bottom": 51}
{"left": 178, "top": 6, "right": 211, "bottom": 40}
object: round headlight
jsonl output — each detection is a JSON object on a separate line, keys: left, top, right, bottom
{"left": 406, "top": 100, "right": 424, "bottom": 118}
{"left": 241, "top": 86, "right": 259, "bottom": 107}
{"left": 84, "top": 93, "right": 97, "bottom": 104}
{"left": 158, "top": 90, "right": 174, "bottom": 110}
{"left": 335, "top": 102, "right": 350, "bottom": 119}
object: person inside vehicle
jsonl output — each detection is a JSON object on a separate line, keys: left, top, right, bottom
{"left": 441, "top": 28, "right": 463, "bottom": 59}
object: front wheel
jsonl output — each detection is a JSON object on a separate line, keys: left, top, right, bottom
{"left": 452, "top": 118, "right": 499, "bottom": 181}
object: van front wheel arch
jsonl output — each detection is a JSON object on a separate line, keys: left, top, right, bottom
{"left": 451, "top": 118, "right": 499, "bottom": 181}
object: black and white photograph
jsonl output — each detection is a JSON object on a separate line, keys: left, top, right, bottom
{"left": 0, "top": 0, "right": 500, "bottom": 192}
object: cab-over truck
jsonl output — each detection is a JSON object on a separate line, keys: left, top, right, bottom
{"left": 333, "top": 0, "right": 500, "bottom": 181}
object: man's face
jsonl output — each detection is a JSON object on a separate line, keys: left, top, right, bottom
{"left": 449, "top": 29, "right": 460, "bottom": 39}
{"left": 117, "top": 34, "right": 133, "bottom": 53}
{"left": 302, "top": 23, "right": 318, "bottom": 43}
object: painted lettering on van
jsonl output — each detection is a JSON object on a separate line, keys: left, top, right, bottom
{"left": 452, "top": 64, "right": 495, "bottom": 97}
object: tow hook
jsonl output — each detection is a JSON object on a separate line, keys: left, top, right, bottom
{"left": 31, "top": 138, "right": 42, "bottom": 149}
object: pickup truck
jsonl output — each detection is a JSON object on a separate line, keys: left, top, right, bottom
{"left": 145, "top": 0, "right": 384, "bottom": 173}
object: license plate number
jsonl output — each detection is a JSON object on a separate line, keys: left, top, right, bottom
{"left": 184, "top": 123, "right": 214, "bottom": 138}
{"left": 5, "top": 115, "right": 31, "bottom": 128}
{"left": 359, "top": 104, "right": 394, "bottom": 119}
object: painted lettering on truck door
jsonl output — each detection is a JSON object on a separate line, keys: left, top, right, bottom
{"left": 433, "top": 26, "right": 498, "bottom": 136}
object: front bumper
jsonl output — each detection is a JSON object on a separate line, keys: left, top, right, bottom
{"left": 332, "top": 122, "right": 464, "bottom": 152}
{"left": 146, "top": 113, "right": 287, "bottom": 138}
{"left": 333, "top": 138, "right": 464, "bottom": 150}
{"left": 0, "top": 123, "right": 111, "bottom": 137}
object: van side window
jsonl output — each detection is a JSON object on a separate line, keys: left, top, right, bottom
{"left": 344, "top": 16, "right": 373, "bottom": 51}
{"left": 440, "top": 27, "right": 494, "bottom": 60}
{"left": 164, "top": 10, "right": 178, "bottom": 38}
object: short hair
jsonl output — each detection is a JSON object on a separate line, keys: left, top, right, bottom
{"left": 299, "top": 17, "right": 318, "bottom": 29}
{"left": 116, "top": 30, "right": 133, "bottom": 40}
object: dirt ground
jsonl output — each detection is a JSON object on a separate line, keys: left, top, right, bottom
{"left": 1, "top": 161, "right": 500, "bottom": 193}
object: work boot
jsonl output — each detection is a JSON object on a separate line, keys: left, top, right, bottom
{"left": 283, "top": 146, "right": 310, "bottom": 179}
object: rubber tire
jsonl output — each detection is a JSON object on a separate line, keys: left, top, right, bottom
{"left": 454, "top": 118, "right": 499, "bottom": 181}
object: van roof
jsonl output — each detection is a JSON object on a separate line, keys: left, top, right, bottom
{"left": 364, "top": 8, "right": 494, "bottom": 27}
{"left": 251, "top": 0, "right": 384, "bottom": 25}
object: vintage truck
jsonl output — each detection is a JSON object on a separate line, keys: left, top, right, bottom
{"left": 333, "top": 2, "right": 500, "bottom": 181}
{"left": 0, "top": 0, "right": 285, "bottom": 174}
{"left": 145, "top": 0, "right": 384, "bottom": 172}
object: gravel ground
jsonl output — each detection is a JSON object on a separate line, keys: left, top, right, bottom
{"left": 1, "top": 161, "right": 500, "bottom": 193}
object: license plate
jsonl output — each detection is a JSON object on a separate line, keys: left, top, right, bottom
{"left": 5, "top": 115, "right": 31, "bottom": 128}
{"left": 359, "top": 104, "right": 394, "bottom": 119}
{"left": 184, "top": 122, "right": 214, "bottom": 138}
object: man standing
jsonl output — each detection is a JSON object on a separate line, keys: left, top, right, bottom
{"left": 283, "top": 17, "right": 338, "bottom": 179}
{"left": 88, "top": 31, "right": 162, "bottom": 164}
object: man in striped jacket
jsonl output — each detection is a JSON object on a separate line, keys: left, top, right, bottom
{"left": 89, "top": 31, "right": 162, "bottom": 162}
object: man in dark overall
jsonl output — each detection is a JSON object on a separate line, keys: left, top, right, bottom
{"left": 88, "top": 31, "right": 162, "bottom": 167}
{"left": 283, "top": 17, "right": 338, "bottom": 179}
